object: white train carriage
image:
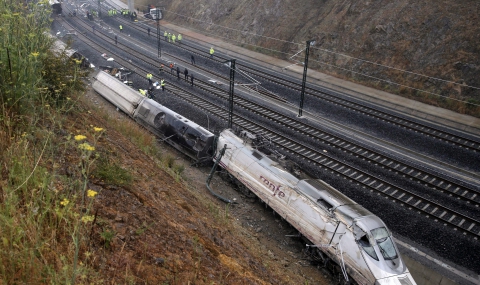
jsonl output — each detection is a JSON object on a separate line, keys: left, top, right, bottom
{"left": 215, "top": 129, "right": 417, "bottom": 285}
{"left": 93, "top": 70, "right": 143, "bottom": 115}
{"left": 93, "top": 71, "right": 215, "bottom": 162}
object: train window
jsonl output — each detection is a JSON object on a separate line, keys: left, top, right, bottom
{"left": 358, "top": 235, "right": 378, "bottom": 260}
{"left": 153, "top": 112, "right": 166, "bottom": 128}
{"left": 179, "top": 126, "right": 187, "bottom": 135}
{"left": 193, "top": 139, "right": 206, "bottom": 151}
{"left": 316, "top": 198, "right": 333, "bottom": 210}
{"left": 371, "top": 227, "right": 398, "bottom": 260}
{"left": 138, "top": 105, "right": 150, "bottom": 117}
{"left": 252, "top": 151, "right": 263, "bottom": 160}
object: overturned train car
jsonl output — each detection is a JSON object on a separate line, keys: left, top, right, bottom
{"left": 93, "top": 71, "right": 215, "bottom": 162}
{"left": 214, "top": 129, "right": 417, "bottom": 285}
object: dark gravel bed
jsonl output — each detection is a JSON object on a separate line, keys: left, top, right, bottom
{"left": 55, "top": 13, "right": 480, "bottom": 275}
{"left": 244, "top": 75, "right": 480, "bottom": 174}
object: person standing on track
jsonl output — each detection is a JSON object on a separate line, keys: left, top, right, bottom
{"left": 190, "top": 74, "right": 194, "bottom": 86}
{"left": 184, "top": 68, "right": 188, "bottom": 80}
{"left": 210, "top": 47, "right": 215, "bottom": 58}
{"left": 177, "top": 33, "right": 182, "bottom": 44}
{"left": 159, "top": 64, "right": 164, "bottom": 74}
{"left": 119, "top": 25, "right": 123, "bottom": 32}
{"left": 147, "top": 27, "right": 150, "bottom": 36}
{"left": 115, "top": 35, "right": 117, "bottom": 45}
{"left": 190, "top": 54, "right": 195, "bottom": 65}
{"left": 176, "top": 66, "right": 180, "bottom": 79}
{"left": 147, "top": 73, "right": 153, "bottom": 84}
{"left": 172, "top": 34, "right": 176, "bottom": 43}
{"left": 161, "top": 79, "right": 165, "bottom": 91}
{"left": 164, "top": 30, "right": 167, "bottom": 41}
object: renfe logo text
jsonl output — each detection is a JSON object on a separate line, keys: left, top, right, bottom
{"left": 259, "top": 176, "right": 285, "bottom": 198}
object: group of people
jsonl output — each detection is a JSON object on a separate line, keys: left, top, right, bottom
{"left": 119, "top": 9, "right": 137, "bottom": 20}
{"left": 163, "top": 31, "right": 182, "bottom": 44}
{"left": 107, "top": 9, "right": 117, "bottom": 16}
{"left": 132, "top": 31, "right": 220, "bottom": 99}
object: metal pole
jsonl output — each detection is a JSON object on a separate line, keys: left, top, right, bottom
{"left": 97, "top": 0, "right": 101, "bottom": 17}
{"left": 228, "top": 59, "right": 236, "bottom": 129}
{"left": 156, "top": 9, "right": 161, "bottom": 58}
{"left": 298, "top": 40, "right": 314, "bottom": 117}
{"left": 206, "top": 144, "right": 235, "bottom": 204}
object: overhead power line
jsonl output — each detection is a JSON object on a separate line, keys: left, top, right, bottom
{"left": 163, "top": 9, "right": 479, "bottom": 102}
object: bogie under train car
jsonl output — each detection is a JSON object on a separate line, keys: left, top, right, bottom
{"left": 214, "top": 129, "right": 417, "bottom": 285}
{"left": 93, "top": 71, "right": 215, "bottom": 162}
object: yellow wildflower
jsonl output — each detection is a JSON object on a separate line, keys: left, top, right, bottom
{"left": 67, "top": 97, "right": 71, "bottom": 100}
{"left": 93, "top": 127, "right": 104, "bottom": 132}
{"left": 45, "top": 104, "right": 50, "bottom": 107}
{"left": 78, "top": 142, "right": 95, "bottom": 151}
{"left": 31, "top": 52, "right": 39, "bottom": 57}
{"left": 81, "top": 215, "right": 95, "bottom": 223}
{"left": 74, "top": 135, "right": 87, "bottom": 141}
{"left": 60, "top": 198, "right": 69, "bottom": 206}
{"left": 87, "top": 189, "right": 98, "bottom": 198}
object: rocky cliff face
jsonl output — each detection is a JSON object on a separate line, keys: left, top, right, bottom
{"left": 149, "top": 0, "right": 480, "bottom": 115}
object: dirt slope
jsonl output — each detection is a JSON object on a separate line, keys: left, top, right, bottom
{"left": 139, "top": 0, "right": 480, "bottom": 113}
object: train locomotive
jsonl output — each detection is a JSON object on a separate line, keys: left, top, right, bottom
{"left": 213, "top": 129, "right": 417, "bottom": 285}
{"left": 93, "top": 71, "right": 215, "bottom": 162}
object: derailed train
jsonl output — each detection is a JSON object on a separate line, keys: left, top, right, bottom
{"left": 214, "top": 129, "right": 417, "bottom": 285}
{"left": 92, "top": 69, "right": 416, "bottom": 284}
{"left": 92, "top": 71, "right": 215, "bottom": 162}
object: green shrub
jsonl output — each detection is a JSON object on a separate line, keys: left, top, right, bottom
{"left": 94, "top": 157, "right": 133, "bottom": 187}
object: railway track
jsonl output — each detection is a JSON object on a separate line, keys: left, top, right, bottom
{"left": 102, "top": 6, "right": 480, "bottom": 154}
{"left": 161, "top": 51, "right": 480, "bottom": 212}
{"left": 59, "top": 6, "right": 480, "bottom": 240}
{"left": 164, "top": 82, "right": 480, "bottom": 241}
{"left": 58, "top": 2, "right": 480, "bottom": 279}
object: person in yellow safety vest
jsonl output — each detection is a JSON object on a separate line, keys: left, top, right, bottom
{"left": 168, "top": 33, "right": 171, "bottom": 42}
{"left": 177, "top": 34, "right": 182, "bottom": 44}
{"left": 172, "top": 34, "right": 176, "bottom": 43}
{"left": 119, "top": 25, "right": 123, "bottom": 32}
{"left": 164, "top": 31, "right": 167, "bottom": 41}
{"left": 160, "top": 79, "right": 165, "bottom": 91}
{"left": 209, "top": 47, "right": 214, "bottom": 59}
{"left": 139, "top": 89, "right": 146, "bottom": 96}
{"left": 147, "top": 73, "right": 153, "bottom": 84}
